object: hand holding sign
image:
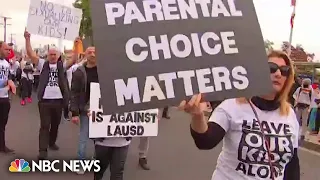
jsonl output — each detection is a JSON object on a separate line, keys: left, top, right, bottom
{"left": 179, "top": 94, "right": 207, "bottom": 117}
{"left": 24, "top": 28, "right": 31, "bottom": 40}
{"left": 180, "top": 94, "right": 209, "bottom": 134}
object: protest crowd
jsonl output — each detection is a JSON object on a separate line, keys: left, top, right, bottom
{"left": 1, "top": 0, "right": 319, "bottom": 180}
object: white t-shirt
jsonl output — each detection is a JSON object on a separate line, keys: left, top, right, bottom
{"left": 37, "top": 59, "right": 65, "bottom": 99}
{"left": 0, "top": 59, "right": 10, "bottom": 98}
{"left": 10, "top": 61, "right": 20, "bottom": 76}
{"left": 66, "top": 63, "right": 80, "bottom": 88}
{"left": 21, "top": 60, "right": 34, "bottom": 80}
{"left": 293, "top": 87, "right": 314, "bottom": 105}
{"left": 95, "top": 138, "right": 131, "bottom": 147}
{"left": 209, "top": 99, "right": 299, "bottom": 180}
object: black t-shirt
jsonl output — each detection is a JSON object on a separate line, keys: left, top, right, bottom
{"left": 85, "top": 66, "right": 99, "bottom": 103}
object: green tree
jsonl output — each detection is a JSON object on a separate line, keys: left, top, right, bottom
{"left": 73, "top": 0, "right": 94, "bottom": 45}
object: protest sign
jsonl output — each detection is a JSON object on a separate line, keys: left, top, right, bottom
{"left": 89, "top": 83, "right": 158, "bottom": 138}
{"left": 90, "top": 0, "right": 272, "bottom": 114}
{"left": 26, "top": 0, "right": 82, "bottom": 41}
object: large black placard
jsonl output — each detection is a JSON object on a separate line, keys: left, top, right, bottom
{"left": 90, "top": 0, "right": 272, "bottom": 114}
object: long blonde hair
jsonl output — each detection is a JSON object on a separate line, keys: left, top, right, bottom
{"left": 236, "top": 50, "right": 295, "bottom": 116}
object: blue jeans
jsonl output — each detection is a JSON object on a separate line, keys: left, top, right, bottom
{"left": 77, "top": 115, "right": 89, "bottom": 160}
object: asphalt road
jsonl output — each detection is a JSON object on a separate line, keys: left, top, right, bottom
{"left": 0, "top": 94, "right": 320, "bottom": 180}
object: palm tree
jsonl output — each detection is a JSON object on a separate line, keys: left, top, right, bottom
{"left": 264, "top": 40, "right": 274, "bottom": 52}
{"left": 281, "top": 41, "right": 291, "bottom": 52}
{"left": 307, "top": 53, "right": 315, "bottom": 62}
{"left": 73, "top": 0, "right": 93, "bottom": 45}
{"left": 296, "top": 44, "right": 304, "bottom": 51}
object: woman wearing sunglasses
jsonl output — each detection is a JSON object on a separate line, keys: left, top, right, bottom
{"left": 179, "top": 50, "right": 299, "bottom": 180}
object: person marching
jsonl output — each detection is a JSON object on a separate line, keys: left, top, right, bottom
{"left": 293, "top": 78, "right": 314, "bottom": 140}
{"left": 0, "top": 41, "right": 16, "bottom": 154}
{"left": 64, "top": 40, "right": 85, "bottom": 121}
{"left": 24, "top": 30, "right": 77, "bottom": 160}
{"left": 70, "top": 47, "right": 132, "bottom": 179}
{"left": 9, "top": 57, "right": 20, "bottom": 84}
{"left": 70, "top": 46, "right": 99, "bottom": 175}
{"left": 180, "top": 51, "right": 300, "bottom": 180}
{"left": 19, "top": 57, "right": 34, "bottom": 105}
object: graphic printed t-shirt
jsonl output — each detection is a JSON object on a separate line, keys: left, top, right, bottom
{"left": 0, "top": 59, "right": 10, "bottom": 98}
{"left": 10, "top": 60, "right": 20, "bottom": 76}
{"left": 209, "top": 99, "right": 299, "bottom": 180}
{"left": 37, "top": 59, "right": 63, "bottom": 99}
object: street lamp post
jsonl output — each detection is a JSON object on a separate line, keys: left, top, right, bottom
{"left": 0, "top": 16, "right": 12, "bottom": 42}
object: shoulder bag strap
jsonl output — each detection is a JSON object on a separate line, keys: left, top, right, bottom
{"left": 246, "top": 99, "right": 276, "bottom": 180}
{"left": 294, "top": 88, "right": 302, "bottom": 108}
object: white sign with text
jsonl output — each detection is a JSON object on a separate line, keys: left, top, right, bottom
{"left": 89, "top": 83, "right": 158, "bottom": 138}
{"left": 27, "top": 0, "right": 82, "bottom": 40}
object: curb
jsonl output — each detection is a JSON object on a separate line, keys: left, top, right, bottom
{"left": 300, "top": 140, "right": 320, "bottom": 153}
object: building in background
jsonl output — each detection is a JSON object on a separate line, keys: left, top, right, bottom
{"left": 281, "top": 41, "right": 308, "bottom": 62}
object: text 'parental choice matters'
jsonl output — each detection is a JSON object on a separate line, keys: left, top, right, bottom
{"left": 90, "top": 0, "right": 272, "bottom": 114}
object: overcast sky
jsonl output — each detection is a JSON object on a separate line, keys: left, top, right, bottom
{"left": 0, "top": 0, "right": 319, "bottom": 59}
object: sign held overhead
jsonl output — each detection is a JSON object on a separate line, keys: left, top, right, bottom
{"left": 26, "top": 0, "right": 82, "bottom": 41}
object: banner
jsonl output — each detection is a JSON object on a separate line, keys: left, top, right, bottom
{"left": 26, "top": 0, "right": 82, "bottom": 41}
{"left": 90, "top": 0, "right": 272, "bottom": 114}
{"left": 89, "top": 83, "right": 158, "bottom": 138}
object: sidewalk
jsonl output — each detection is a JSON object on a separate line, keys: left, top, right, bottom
{"left": 302, "top": 133, "right": 320, "bottom": 152}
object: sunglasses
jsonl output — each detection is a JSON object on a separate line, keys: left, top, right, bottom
{"left": 268, "top": 62, "right": 290, "bottom": 77}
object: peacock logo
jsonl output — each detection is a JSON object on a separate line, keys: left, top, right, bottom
{"left": 9, "top": 159, "right": 31, "bottom": 172}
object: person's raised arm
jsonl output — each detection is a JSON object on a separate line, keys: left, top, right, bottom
{"left": 24, "top": 30, "right": 39, "bottom": 66}
{"left": 65, "top": 37, "right": 81, "bottom": 70}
